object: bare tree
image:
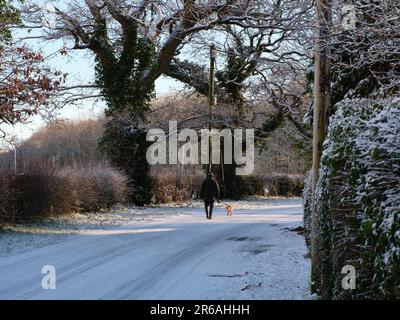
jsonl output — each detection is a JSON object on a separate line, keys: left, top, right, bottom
{"left": 330, "top": 0, "right": 400, "bottom": 103}
{"left": 19, "top": 1, "right": 314, "bottom": 128}
{"left": 21, "top": 1, "right": 281, "bottom": 93}
{"left": 14, "top": 1, "right": 316, "bottom": 204}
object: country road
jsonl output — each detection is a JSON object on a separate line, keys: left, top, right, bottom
{"left": 0, "top": 199, "right": 311, "bottom": 300}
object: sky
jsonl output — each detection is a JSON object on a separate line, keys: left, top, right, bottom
{"left": 4, "top": 47, "right": 183, "bottom": 143}
{"left": 3, "top": 0, "right": 231, "bottom": 147}
{"left": 2, "top": 0, "right": 184, "bottom": 144}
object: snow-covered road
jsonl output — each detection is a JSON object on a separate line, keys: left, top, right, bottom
{"left": 0, "top": 199, "right": 311, "bottom": 299}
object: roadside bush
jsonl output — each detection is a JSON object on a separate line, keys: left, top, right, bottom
{"left": 0, "top": 165, "right": 130, "bottom": 223}
{"left": 0, "top": 174, "right": 15, "bottom": 224}
{"left": 277, "top": 175, "right": 303, "bottom": 196}
{"left": 242, "top": 176, "right": 265, "bottom": 196}
{"left": 312, "top": 98, "right": 400, "bottom": 299}
{"left": 57, "top": 166, "right": 130, "bottom": 212}
{"left": 150, "top": 171, "right": 305, "bottom": 204}
{"left": 14, "top": 173, "right": 76, "bottom": 217}
{"left": 263, "top": 175, "right": 304, "bottom": 197}
{"left": 152, "top": 172, "right": 193, "bottom": 204}
{"left": 217, "top": 174, "right": 304, "bottom": 199}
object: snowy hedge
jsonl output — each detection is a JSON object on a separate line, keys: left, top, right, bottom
{"left": 355, "top": 103, "right": 400, "bottom": 299}
{"left": 303, "top": 171, "right": 312, "bottom": 251}
{"left": 311, "top": 98, "right": 400, "bottom": 299}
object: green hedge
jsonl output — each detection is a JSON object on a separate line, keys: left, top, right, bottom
{"left": 355, "top": 103, "right": 400, "bottom": 299}
{"left": 238, "top": 175, "right": 304, "bottom": 198}
{"left": 303, "top": 171, "right": 312, "bottom": 250}
{"left": 310, "top": 98, "right": 400, "bottom": 299}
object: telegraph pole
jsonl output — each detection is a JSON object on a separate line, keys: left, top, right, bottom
{"left": 208, "top": 44, "right": 217, "bottom": 174}
{"left": 310, "top": 0, "right": 332, "bottom": 288}
{"left": 14, "top": 147, "right": 17, "bottom": 175}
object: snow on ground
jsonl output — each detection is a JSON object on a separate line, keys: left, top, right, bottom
{"left": 0, "top": 206, "right": 187, "bottom": 257}
{"left": 0, "top": 197, "right": 301, "bottom": 257}
{"left": 0, "top": 198, "right": 311, "bottom": 300}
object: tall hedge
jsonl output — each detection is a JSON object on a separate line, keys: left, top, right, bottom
{"left": 309, "top": 98, "right": 400, "bottom": 299}
{"left": 303, "top": 171, "right": 312, "bottom": 250}
{"left": 355, "top": 103, "right": 400, "bottom": 299}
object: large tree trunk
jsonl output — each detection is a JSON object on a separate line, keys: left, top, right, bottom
{"left": 310, "top": 0, "right": 332, "bottom": 292}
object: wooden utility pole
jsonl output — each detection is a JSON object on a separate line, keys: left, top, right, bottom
{"left": 208, "top": 44, "right": 217, "bottom": 174}
{"left": 310, "top": 0, "right": 332, "bottom": 281}
{"left": 14, "top": 147, "right": 17, "bottom": 175}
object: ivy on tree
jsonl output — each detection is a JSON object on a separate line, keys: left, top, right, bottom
{"left": 95, "top": 24, "right": 155, "bottom": 206}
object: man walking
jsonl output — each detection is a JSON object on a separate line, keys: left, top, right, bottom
{"left": 200, "top": 172, "right": 220, "bottom": 220}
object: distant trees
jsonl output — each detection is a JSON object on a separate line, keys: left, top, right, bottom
{"left": 25, "top": 0, "right": 306, "bottom": 98}
{"left": 20, "top": 119, "right": 106, "bottom": 168}
{"left": 0, "top": 117, "right": 130, "bottom": 224}
{"left": 163, "top": 0, "right": 313, "bottom": 139}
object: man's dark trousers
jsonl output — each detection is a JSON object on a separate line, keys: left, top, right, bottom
{"left": 204, "top": 199, "right": 215, "bottom": 219}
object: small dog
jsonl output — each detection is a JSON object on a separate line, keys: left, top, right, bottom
{"left": 226, "top": 205, "right": 234, "bottom": 216}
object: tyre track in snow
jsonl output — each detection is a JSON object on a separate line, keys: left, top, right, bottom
{"left": 101, "top": 224, "right": 246, "bottom": 299}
